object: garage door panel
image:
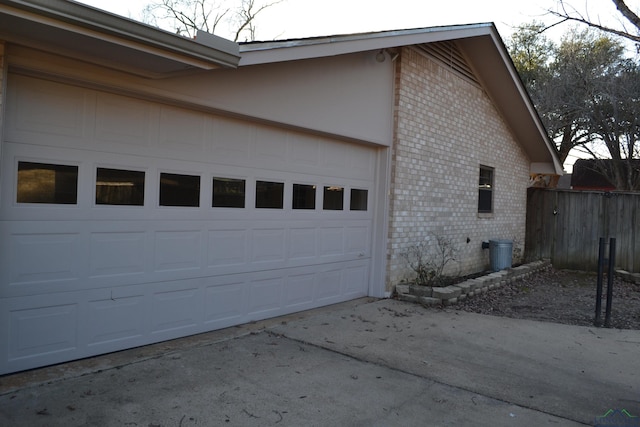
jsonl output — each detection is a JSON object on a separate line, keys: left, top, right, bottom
{"left": 345, "top": 226, "right": 370, "bottom": 256}
{"left": 210, "top": 116, "right": 253, "bottom": 164}
{"left": 208, "top": 229, "right": 248, "bottom": 267}
{"left": 251, "top": 228, "right": 286, "bottom": 263}
{"left": 284, "top": 273, "right": 315, "bottom": 307}
{"left": 289, "top": 133, "right": 320, "bottom": 166}
{"left": 86, "top": 294, "right": 145, "bottom": 347}
{"left": 320, "top": 227, "right": 345, "bottom": 256}
{"left": 321, "top": 140, "right": 348, "bottom": 171}
{"left": 247, "top": 276, "right": 284, "bottom": 317}
{"left": 7, "top": 300, "right": 79, "bottom": 362}
{"left": 316, "top": 269, "right": 343, "bottom": 301}
{"left": 203, "top": 280, "right": 245, "bottom": 324}
{"left": 154, "top": 230, "right": 204, "bottom": 273}
{"left": 1, "top": 74, "right": 378, "bottom": 374}
{"left": 289, "top": 228, "right": 317, "bottom": 259}
{"left": 90, "top": 231, "right": 146, "bottom": 278}
{"left": 95, "top": 92, "right": 153, "bottom": 148}
{"left": 151, "top": 286, "right": 202, "bottom": 335}
{"left": 253, "top": 126, "right": 288, "bottom": 168}
{"left": 347, "top": 143, "right": 377, "bottom": 177}
{"left": 7, "top": 232, "right": 82, "bottom": 286}
{"left": 158, "top": 105, "right": 207, "bottom": 153}
{"left": 344, "top": 264, "right": 370, "bottom": 296}
{"left": 5, "top": 75, "right": 87, "bottom": 146}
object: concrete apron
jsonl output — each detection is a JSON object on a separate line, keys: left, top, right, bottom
{"left": 1, "top": 298, "right": 638, "bottom": 426}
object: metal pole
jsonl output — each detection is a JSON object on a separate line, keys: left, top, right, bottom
{"left": 594, "top": 237, "right": 605, "bottom": 327}
{"left": 604, "top": 237, "right": 616, "bottom": 328}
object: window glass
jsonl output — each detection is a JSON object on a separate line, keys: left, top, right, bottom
{"left": 478, "top": 166, "right": 494, "bottom": 213}
{"left": 350, "top": 189, "right": 368, "bottom": 211}
{"left": 213, "top": 177, "right": 245, "bottom": 208}
{"left": 256, "top": 180, "right": 284, "bottom": 209}
{"left": 17, "top": 161, "right": 78, "bottom": 204}
{"left": 293, "top": 184, "right": 316, "bottom": 209}
{"left": 96, "top": 168, "right": 145, "bottom": 206}
{"left": 159, "top": 172, "right": 200, "bottom": 207}
{"left": 323, "top": 186, "right": 344, "bottom": 210}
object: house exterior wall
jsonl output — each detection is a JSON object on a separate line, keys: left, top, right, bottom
{"left": 387, "top": 47, "right": 530, "bottom": 288}
{"left": 6, "top": 45, "right": 394, "bottom": 147}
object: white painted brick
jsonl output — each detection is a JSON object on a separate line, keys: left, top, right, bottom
{"left": 387, "top": 47, "right": 529, "bottom": 290}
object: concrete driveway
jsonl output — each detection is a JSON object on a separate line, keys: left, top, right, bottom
{"left": 1, "top": 298, "right": 638, "bottom": 426}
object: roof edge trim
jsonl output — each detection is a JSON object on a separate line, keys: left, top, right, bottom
{"left": 238, "top": 23, "right": 495, "bottom": 66}
{"left": 1, "top": 0, "right": 240, "bottom": 68}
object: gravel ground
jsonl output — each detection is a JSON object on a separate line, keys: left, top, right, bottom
{"left": 447, "top": 268, "right": 640, "bottom": 330}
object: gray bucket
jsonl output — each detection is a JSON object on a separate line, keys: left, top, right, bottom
{"left": 489, "top": 239, "right": 513, "bottom": 272}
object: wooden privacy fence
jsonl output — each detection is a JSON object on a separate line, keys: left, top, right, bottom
{"left": 525, "top": 188, "right": 639, "bottom": 272}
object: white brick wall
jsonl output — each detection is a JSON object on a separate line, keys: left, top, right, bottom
{"left": 387, "top": 47, "right": 530, "bottom": 289}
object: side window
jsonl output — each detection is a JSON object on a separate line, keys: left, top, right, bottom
{"left": 17, "top": 161, "right": 78, "bottom": 204}
{"left": 96, "top": 168, "right": 145, "bottom": 206}
{"left": 256, "top": 180, "right": 284, "bottom": 209}
{"left": 292, "top": 184, "right": 316, "bottom": 209}
{"left": 323, "top": 186, "right": 344, "bottom": 210}
{"left": 159, "top": 172, "right": 200, "bottom": 207}
{"left": 350, "top": 189, "right": 368, "bottom": 211}
{"left": 212, "top": 177, "right": 245, "bottom": 208}
{"left": 478, "top": 165, "right": 494, "bottom": 213}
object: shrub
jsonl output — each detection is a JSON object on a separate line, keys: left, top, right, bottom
{"left": 400, "top": 235, "right": 459, "bottom": 287}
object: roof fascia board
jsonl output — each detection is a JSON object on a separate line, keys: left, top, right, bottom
{"left": 239, "top": 24, "right": 494, "bottom": 66}
{"left": 0, "top": 0, "right": 240, "bottom": 68}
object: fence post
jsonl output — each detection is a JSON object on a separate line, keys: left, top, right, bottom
{"left": 594, "top": 237, "right": 605, "bottom": 327}
{"left": 604, "top": 237, "right": 616, "bottom": 328}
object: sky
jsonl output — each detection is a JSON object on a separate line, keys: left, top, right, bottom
{"left": 77, "top": 0, "right": 638, "bottom": 42}
{"left": 77, "top": 0, "right": 639, "bottom": 172}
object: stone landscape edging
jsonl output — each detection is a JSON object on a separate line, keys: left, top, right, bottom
{"left": 615, "top": 270, "right": 640, "bottom": 285}
{"left": 394, "top": 259, "right": 552, "bottom": 306}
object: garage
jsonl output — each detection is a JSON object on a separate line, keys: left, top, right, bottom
{"left": 0, "top": 73, "right": 378, "bottom": 374}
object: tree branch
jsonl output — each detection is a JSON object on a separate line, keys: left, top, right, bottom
{"left": 546, "top": 0, "right": 640, "bottom": 43}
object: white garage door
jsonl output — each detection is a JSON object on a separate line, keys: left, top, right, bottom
{"left": 0, "top": 74, "right": 377, "bottom": 374}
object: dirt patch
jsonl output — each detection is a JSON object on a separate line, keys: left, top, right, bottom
{"left": 445, "top": 268, "right": 640, "bottom": 330}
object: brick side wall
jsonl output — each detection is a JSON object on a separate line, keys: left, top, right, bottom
{"left": 387, "top": 47, "right": 530, "bottom": 288}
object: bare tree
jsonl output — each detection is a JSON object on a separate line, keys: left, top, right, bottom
{"left": 508, "top": 25, "right": 640, "bottom": 190}
{"left": 143, "top": 0, "right": 282, "bottom": 41}
{"left": 548, "top": 0, "right": 640, "bottom": 45}
{"left": 508, "top": 24, "right": 596, "bottom": 164}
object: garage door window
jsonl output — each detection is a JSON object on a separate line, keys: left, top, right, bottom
{"left": 160, "top": 172, "right": 200, "bottom": 207}
{"left": 292, "top": 184, "right": 316, "bottom": 209}
{"left": 323, "top": 186, "right": 344, "bottom": 210}
{"left": 256, "top": 180, "right": 284, "bottom": 209}
{"left": 96, "top": 168, "right": 145, "bottom": 206}
{"left": 213, "top": 177, "right": 245, "bottom": 208}
{"left": 17, "top": 161, "right": 78, "bottom": 204}
{"left": 350, "top": 189, "right": 368, "bottom": 211}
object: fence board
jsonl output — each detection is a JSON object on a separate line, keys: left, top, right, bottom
{"left": 525, "top": 189, "right": 639, "bottom": 272}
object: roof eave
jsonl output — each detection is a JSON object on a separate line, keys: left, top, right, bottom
{"left": 238, "top": 23, "right": 495, "bottom": 66}
{"left": 0, "top": 0, "right": 240, "bottom": 77}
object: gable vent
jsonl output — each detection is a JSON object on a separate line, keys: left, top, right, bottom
{"left": 417, "top": 41, "right": 479, "bottom": 85}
